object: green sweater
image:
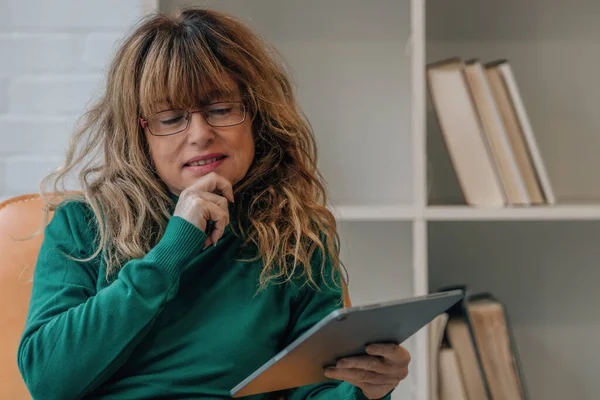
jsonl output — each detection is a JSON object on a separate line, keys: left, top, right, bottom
{"left": 17, "top": 197, "right": 390, "bottom": 400}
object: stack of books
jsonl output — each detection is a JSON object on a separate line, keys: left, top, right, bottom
{"left": 427, "top": 58, "right": 555, "bottom": 207}
{"left": 428, "top": 287, "right": 528, "bottom": 400}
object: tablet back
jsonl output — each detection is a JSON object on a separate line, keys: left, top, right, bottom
{"left": 231, "top": 290, "right": 463, "bottom": 397}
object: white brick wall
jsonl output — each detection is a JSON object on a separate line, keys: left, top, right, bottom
{"left": 0, "top": 0, "right": 148, "bottom": 201}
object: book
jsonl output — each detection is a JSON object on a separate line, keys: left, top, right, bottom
{"left": 488, "top": 59, "right": 556, "bottom": 205}
{"left": 434, "top": 286, "right": 529, "bottom": 400}
{"left": 426, "top": 58, "right": 506, "bottom": 207}
{"left": 440, "top": 286, "right": 490, "bottom": 400}
{"left": 485, "top": 60, "right": 546, "bottom": 205}
{"left": 466, "top": 293, "right": 528, "bottom": 400}
{"left": 428, "top": 313, "right": 449, "bottom": 400}
{"left": 439, "top": 347, "right": 468, "bottom": 400}
{"left": 463, "top": 59, "right": 530, "bottom": 206}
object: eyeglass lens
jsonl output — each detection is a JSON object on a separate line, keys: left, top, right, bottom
{"left": 148, "top": 102, "right": 245, "bottom": 136}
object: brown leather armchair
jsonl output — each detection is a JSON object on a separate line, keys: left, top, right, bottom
{"left": 0, "top": 194, "right": 51, "bottom": 399}
{"left": 0, "top": 194, "right": 352, "bottom": 399}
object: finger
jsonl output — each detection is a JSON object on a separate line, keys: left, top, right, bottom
{"left": 195, "top": 198, "right": 228, "bottom": 244}
{"left": 195, "top": 192, "right": 229, "bottom": 245}
{"left": 397, "top": 366, "right": 409, "bottom": 381}
{"left": 206, "top": 204, "right": 229, "bottom": 245}
{"left": 194, "top": 191, "right": 229, "bottom": 213}
{"left": 367, "top": 344, "right": 411, "bottom": 365}
{"left": 188, "top": 172, "right": 234, "bottom": 203}
{"left": 324, "top": 367, "right": 398, "bottom": 385}
{"left": 336, "top": 355, "right": 392, "bottom": 375}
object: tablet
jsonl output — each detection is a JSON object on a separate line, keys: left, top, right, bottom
{"left": 230, "top": 289, "right": 463, "bottom": 397}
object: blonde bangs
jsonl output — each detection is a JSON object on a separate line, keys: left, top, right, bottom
{"left": 138, "top": 28, "right": 238, "bottom": 117}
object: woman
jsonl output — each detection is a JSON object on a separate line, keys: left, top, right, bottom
{"left": 17, "top": 7, "right": 410, "bottom": 400}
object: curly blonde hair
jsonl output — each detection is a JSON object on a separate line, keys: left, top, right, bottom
{"left": 39, "top": 7, "right": 345, "bottom": 291}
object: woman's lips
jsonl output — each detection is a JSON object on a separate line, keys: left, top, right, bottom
{"left": 183, "top": 156, "right": 226, "bottom": 174}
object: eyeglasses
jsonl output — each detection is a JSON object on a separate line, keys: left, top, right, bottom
{"left": 139, "top": 101, "right": 247, "bottom": 136}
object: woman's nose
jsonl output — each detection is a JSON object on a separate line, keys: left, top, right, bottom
{"left": 185, "top": 111, "right": 215, "bottom": 144}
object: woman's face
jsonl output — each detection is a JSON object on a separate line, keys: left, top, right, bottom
{"left": 144, "top": 86, "right": 255, "bottom": 195}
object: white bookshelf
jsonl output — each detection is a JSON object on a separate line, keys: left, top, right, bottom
{"left": 151, "top": 0, "right": 600, "bottom": 399}
{"left": 331, "top": 204, "right": 600, "bottom": 222}
{"left": 426, "top": 1, "right": 600, "bottom": 400}
{"left": 426, "top": 204, "right": 600, "bottom": 221}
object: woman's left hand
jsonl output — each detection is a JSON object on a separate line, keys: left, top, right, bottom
{"left": 324, "top": 343, "right": 411, "bottom": 399}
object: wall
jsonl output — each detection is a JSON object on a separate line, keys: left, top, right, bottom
{"left": 0, "top": 0, "right": 147, "bottom": 201}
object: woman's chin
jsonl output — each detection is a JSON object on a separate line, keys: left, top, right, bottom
{"left": 179, "top": 171, "right": 234, "bottom": 187}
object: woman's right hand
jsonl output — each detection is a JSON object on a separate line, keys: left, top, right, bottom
{"left": 173, "top": 172, "right": 234, "bottom": 247}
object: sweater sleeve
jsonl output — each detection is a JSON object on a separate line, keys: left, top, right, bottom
{"left": 16, "top": 201, "right": 207, "bottom": 400}
{"left": 283, "top": 251, "right": 393, "bottom": 400}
